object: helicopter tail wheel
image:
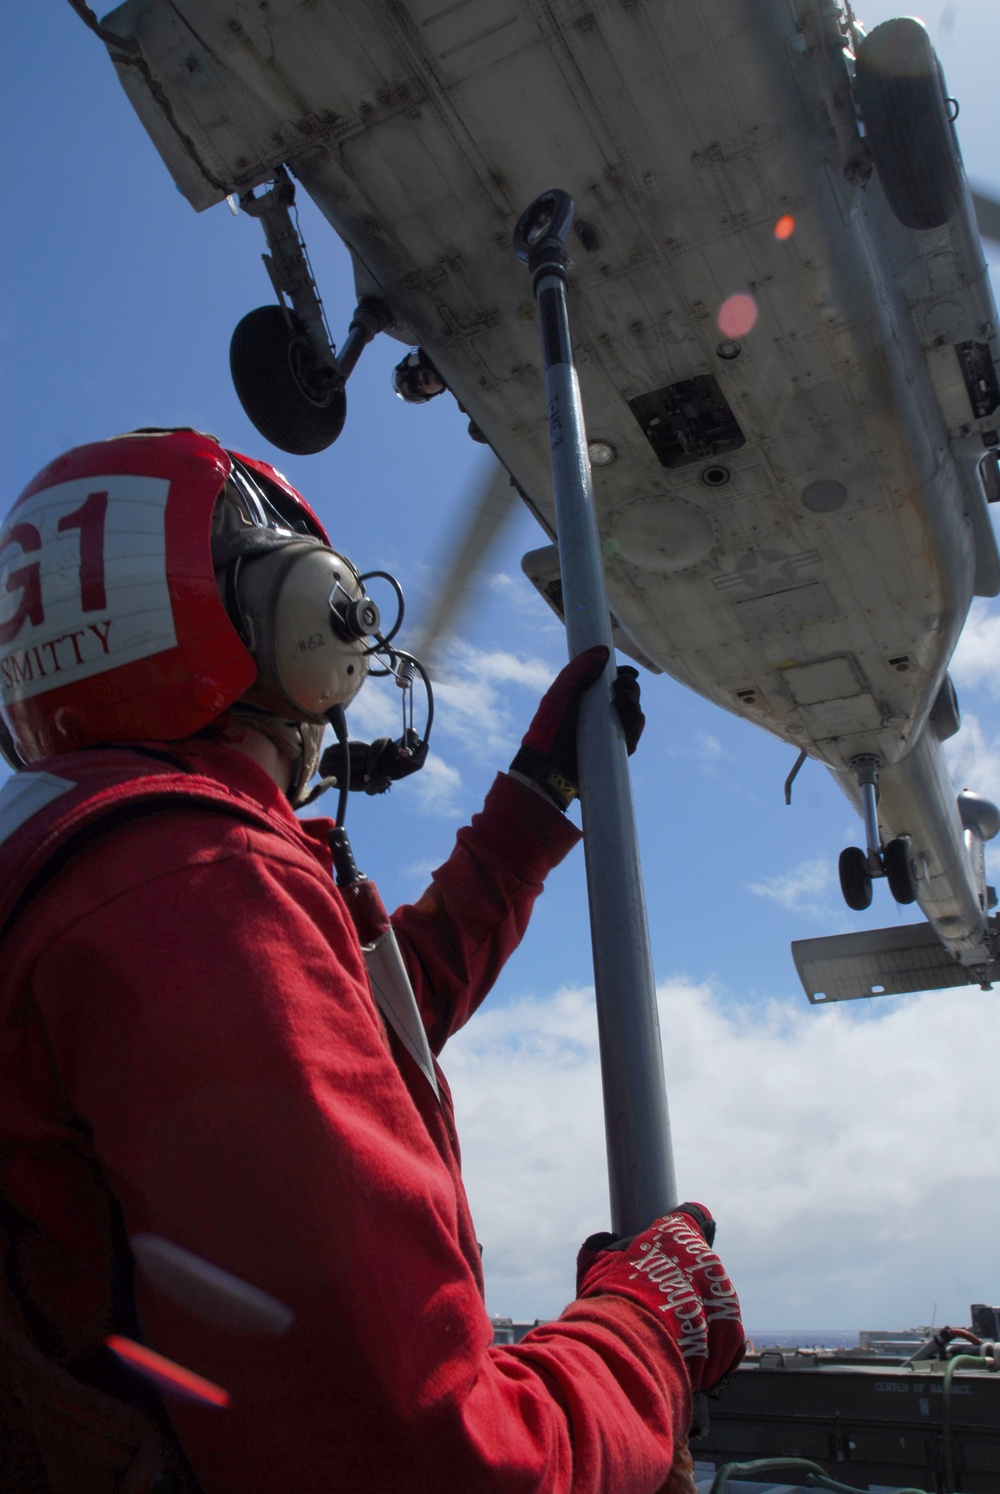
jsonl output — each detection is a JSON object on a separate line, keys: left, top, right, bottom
{"left": 839, "top": 846, "right": 873, "bottom": 911}
{"left": 854, "top": 18, "right": 963, "bottom": 231}
{"left": 230, "top": 305, "right": 347, "bottom": 455}
{"left": 884, "top": 835, "right": 919, "bottom": 905}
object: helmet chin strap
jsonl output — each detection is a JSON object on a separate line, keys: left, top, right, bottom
{"left": 228, "top": 704, "right": 326, "bottom": 809}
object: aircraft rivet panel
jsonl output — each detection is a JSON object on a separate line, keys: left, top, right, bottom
{"left": 733, "top": 582, "right": 837, "bottom": 641}
{"left": 605, "top": 497, "right": 717, "bottom": 576}
{"left": 781, "top": 658, "right": 869, "bottom": 708}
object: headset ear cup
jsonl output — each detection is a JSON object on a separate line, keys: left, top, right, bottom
{"left": 232, "top": 544, "right": 370, "bottom": 720}
{"left": 234, "top": 545, "right": 304, "bottom": 717}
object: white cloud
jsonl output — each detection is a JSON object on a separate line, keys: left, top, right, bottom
{"left": 410, "top": 754, "right": 464, "bottom": 816}
{"left": 430, "top": 643, "right": 557, "bottom": 764}
{"left": 341, "top": 644, "right": 560, "bottom": 805}
{"left": 943, "top": 714, "right": 1000, "bottom": 884}
{"left": 747, "top": 858, "right": 834, "bottom": 919}
{"left": 946, "top": 709, "right": 1000, "bottom": 804}
{"left": 432, "top": 642, "right": 554, "bottom": 697}
{"left": 446, "top": 978, "right": 1000, "bottom": 1330}
{"left": 951, "top": 600, "right": 1000, "bottom": 697}
{"left": 694, "top": 731, "right": 727, "bottom": 769}
{"left": 664, "top": 728, "right": 753, "bottom": 797}
{"left": 486, "top": 570, "right": 524, "bottom": 597}
{"left": 343, "top": 677, "right": 402, "bottom": 740}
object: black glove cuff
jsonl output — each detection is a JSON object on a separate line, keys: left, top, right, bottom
{"left": 580, "top": 1230, "right": 628, "bottom": 1254}
{"left": 706, "top": 1369, "right": 737, "bottom": 1401}
{"left": 509, "top": 746, "right": 578, "bottom": 811}
{"left": 676, "top": 1202, "right": 717, "bottom": 1246}
{"left": 318, "top": 732, "right": 429, "bottom": 796}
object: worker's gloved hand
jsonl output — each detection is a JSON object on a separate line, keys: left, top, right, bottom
{"left": 510, "top": 646, "right": 645, "bottom": 810}
{"left": 318, "top": 729, "right": 430, "bottom": 795}
{"left": 576, "top": 1203, "right": 745, "bottom": 1396}
{"left": 612, "top": 665, "right": 644, "bottom": 755}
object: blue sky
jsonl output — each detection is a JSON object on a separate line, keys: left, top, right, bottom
{"left": 3, "top": 2, "right": 1000, "bottom": 1330}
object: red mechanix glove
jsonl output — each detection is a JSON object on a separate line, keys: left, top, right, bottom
{"left": 510, "top": 646, "right": 646, "bottom": 811}
{"left": 575, "top": 1204, "right": 745, "bottom": 1396}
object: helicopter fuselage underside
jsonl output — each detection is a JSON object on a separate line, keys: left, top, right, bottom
{"left": 101, "top": 0, "right": 1000, "bottom": 961}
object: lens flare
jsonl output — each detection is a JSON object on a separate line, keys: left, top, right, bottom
{"left": 717, "top": 294, "right": 759, "bottom": 338}
{"left": 106, "top": 1335, "right": 230, "bottom": 1407}
{"left": 774, "top": 214, "right": 796, "bottom": 241}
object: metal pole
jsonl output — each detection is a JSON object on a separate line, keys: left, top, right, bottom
{"left": 514, "top": 190, "right": 677, "bottom": 1234}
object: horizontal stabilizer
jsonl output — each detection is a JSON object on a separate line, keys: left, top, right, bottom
{"left": 792, "top": 921, "right": 1000, "bottom": 1003}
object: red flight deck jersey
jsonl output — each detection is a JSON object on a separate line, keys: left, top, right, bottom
{"left": 0, "top": 739, "right": 692, "bottom": 1492}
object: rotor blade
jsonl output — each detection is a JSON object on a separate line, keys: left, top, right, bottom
{"left": 972, "top": 189, "right": 1000, "bottom": 245}
{"left": 414, "top": 459, "right": 520, "bottom": 668}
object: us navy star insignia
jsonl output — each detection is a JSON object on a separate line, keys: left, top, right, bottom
{"left": 711, "top": 547, "right": 821, "bottom": 592}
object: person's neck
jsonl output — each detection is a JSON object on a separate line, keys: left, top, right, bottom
{"left": 224, "top": 722, "right": 294, "bottom": 796}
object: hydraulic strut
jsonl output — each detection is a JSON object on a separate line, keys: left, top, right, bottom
{"left": 851, "top": 754, "right": 885, "bottom": 875}
{"left": 240, "top": 166, "right": 390, "bottom": 391}
{"left": 514, "top": 190, "right": 677, "bottom": 1235}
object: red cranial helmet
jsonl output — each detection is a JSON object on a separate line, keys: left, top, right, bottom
{"left": 0, "top": 429, "right": 375, "bottom": 775}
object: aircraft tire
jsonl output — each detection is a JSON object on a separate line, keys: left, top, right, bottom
{"left": 839, "top": 846, "right": 873, "bottom": 911}
{"left": 854, "top": 18, "right": 963, "bottom": 231}
{"left": 230, "top": 305, "right": 347, "bottom": 455}
{"left": 884, "top": 835, "right": 919, "bottom": 905}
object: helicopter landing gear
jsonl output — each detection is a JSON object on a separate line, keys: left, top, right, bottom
{"left": 883, "top": 834, "right": 919, "bottom": 905}
{"left": 839, "top": 756, "right": 920, "bottom": 911}
{"left": 838, "top": 846, "right": 873, "bottom": 911}
{"left": 854, "top": 18, "right": 963, "bottom": 231}
{"left": 232, "top": 167, "right": 390, "bottom": 454}
{"left": 231, "top": 304, "right": 347, "bottom": 455}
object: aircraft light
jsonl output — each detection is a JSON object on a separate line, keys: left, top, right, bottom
{"left": 802, "top": 479, "right": 847, "bottom": 512}
{"left": 588, "top": 441, "right": 617, "bottom": 467}
{"left": 717, "top": 293, "right": 758, "bottom": 338}
{"left": 774, "top": 214, "right": 796, "bottom": 240}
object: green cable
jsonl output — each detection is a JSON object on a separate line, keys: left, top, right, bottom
{"left": 709, "top": 1348, "right": 999, "bottom": 1494}
{"left": 707, "top": 1454, "right": 929, "bottom": 1494}
{"left": 941, "top": 1352, "right": 995, "bottom": 1493}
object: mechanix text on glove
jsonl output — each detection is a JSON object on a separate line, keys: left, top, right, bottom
{"left": 575, "top": 1205, "right": 746, "bottom": 1395}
